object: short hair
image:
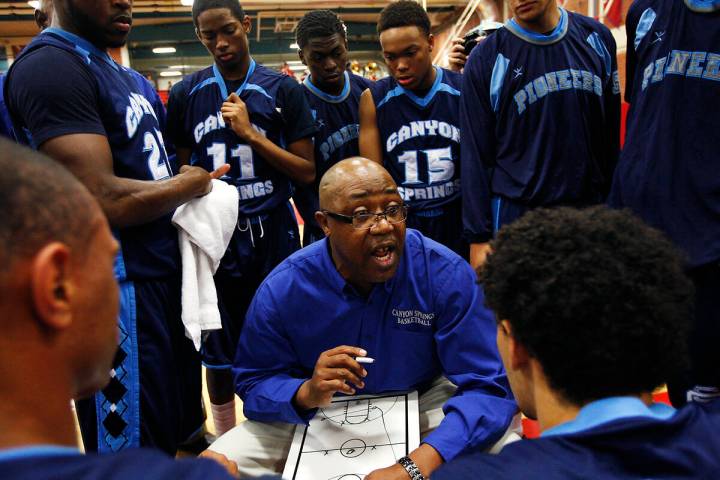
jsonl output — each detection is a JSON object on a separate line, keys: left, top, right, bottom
{"left": 377, "top": 0, "right": 431, "bottom": 35}
{"left": 0, "top": 139, "right": 96, "bottom": 276}
{"left": 192, "top": 0, "right": 245, "bottom": 27}
{"left": 295, "top": 10, "right": 347, "bottom": 49}
{"left": 481, "top": 206, "right": 692, "bottom": 405}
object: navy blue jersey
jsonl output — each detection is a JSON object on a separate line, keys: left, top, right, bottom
{"left": 369, "top": 67, "right": 463, "bottom": 211}
{"left": 5, "top": 28, "right": 178, "bottom": 281}
{"left": 166, "top": 60, "right": 316, "bottom": 217}
{"left": 293, "top": 72, "right": 373, "bottom": 228}
{"left": 0, "top": 73, "right": 14, "bottom": 139}
{"left": 435, "top": 399, "right": 720, "bottom": 479}
{"left": 608, "top": 0, "right": 720, "bottom": 267}
{"left": 461, "top": 9, "right": 621, "bottom": 242}
{"left": 0, "top": 446, "right": 235, "bottom": 480}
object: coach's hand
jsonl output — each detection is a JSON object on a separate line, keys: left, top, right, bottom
{"left": 198, "top": 450, "right": 239, "bottom": 477}
{"left": 221, "top": 92, "right": 256, "bottom": 142}
{"left": 294, "top": 346, "right": 368, "bottom": 410}
{"left": 178, "top": 164, "right": 230, "bottom": 197}
{"left": 469, "top": 242, "right": 493, "bottom": 270}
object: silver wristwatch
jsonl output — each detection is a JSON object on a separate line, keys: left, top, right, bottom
{"left": 398, "top": 455, "right": 425, "bottom": 480}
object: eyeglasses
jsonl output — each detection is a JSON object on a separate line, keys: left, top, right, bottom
{"left": 322, "top": 205, "right": 408, "bottom": 230}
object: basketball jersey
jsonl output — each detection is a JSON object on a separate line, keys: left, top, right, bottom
{"left": 608, "top": 0, "right": 720, "bottom": 267}
{"left": 171, "top": 61, "right": 302, "bottom": 216}
{"left": 7, "top": 28, "right": 178, "bottom": 281}
{"left": 294, "top": 71, "right": 373, "bottom": 227}
{"left": 461, "top": 9, "right": 620, "bottom": 240}
{"left": 369, "top": 67, "right": 463, "bottom": 211}
{"left": 0, "top": 74, "right": 14, "bottom": 139}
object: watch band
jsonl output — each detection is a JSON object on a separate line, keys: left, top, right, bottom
{"left": 398, "top": 455, "right": 425, "bottom": 480}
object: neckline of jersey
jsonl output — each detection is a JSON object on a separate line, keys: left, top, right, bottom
{"left": 396, "top": 66, "right": 444, "bottom": 107}
{"left": 0, "top": 445, "right": 80, "bottom": 463}
{"left": 303, "top": 71, "right": 351, "bottom": 104}
{"left": 212, "top": 58, "right": 256, "bottom": 101}
{"left": 683, "top": 0, "right": 720, "bottom": 12}
{"left": 43, "top": 27, "right": 118, "bottom": 70}
{"left": 505, "top": 8, "right": 569, "bottom": 46}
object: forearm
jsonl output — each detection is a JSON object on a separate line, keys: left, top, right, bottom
{"left": 245, "top": 132, "right": 315, "bottom": 185}
{"left": 408, "top": 443, "right": 444, "bottom": 478}
{"left": 96, "top": 173, "right": 205, "bottom": 228}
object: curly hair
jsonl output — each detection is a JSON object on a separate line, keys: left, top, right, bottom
{"left": 296, "top": 10, "right": 347, "bottom": 49}
{"left": 480, "top": 206, "right": 692, "bottom": 405}
{"left": 192, "top": 0, "right": 245, "bottom": 27}
{"left": 377, "top": 0, "right": 431, "bottom": 35}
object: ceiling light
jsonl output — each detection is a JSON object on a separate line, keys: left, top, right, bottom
{"left": 160, "top": 71, "right": 183, "bottom": 77}
{"left": 152, "top": 47, "right": 177, "bottom": 54}
{"left": 289, "top": 43, "right": 299, "bottom": 49}
{"left": 27, "top": 1, "right": 40, "bottom": 9}
{"left": 181, "top": 0, "right": 194, "bottom": 5}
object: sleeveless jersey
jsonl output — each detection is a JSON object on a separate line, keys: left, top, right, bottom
{"left": 369, "top": 67, "right": 463, "bottom": 211}
{"left": 294, "top": 71, "right": 373, "bottom": 226}
{"left": 608, "top": 0, "right": 720, "bottom": 267}
{"left": 171, "top": 61, "right": 301, "bottom": 216}
{"left": 7, "top": 28, "right": 178, "bottom": 281}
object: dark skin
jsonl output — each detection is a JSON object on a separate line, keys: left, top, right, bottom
{"left": 298, "top": 158, "right": 443, "bottom": 480}
{"left": 298, "top": 32, "right": 349, "bottom": 96}
{"left": 359, "top": 25, "right": 436, "bottom": 164}
{"left": 181, "top": 8, "right": 315, "bottom": 186}
{"left": 40, "top": 1, "right": 229, "bottom": 228}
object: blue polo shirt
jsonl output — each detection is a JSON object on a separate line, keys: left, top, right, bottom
{"left": 233, "top": 229, "right": 517, "bottom": 461}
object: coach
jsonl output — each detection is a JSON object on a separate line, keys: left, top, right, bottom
{"left": 209, "top": 158, "right": 517, "bottom": 479}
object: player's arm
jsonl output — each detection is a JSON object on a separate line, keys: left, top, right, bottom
{"left": 601, "top": 29, "right": 621, "bottom": 197}
{"left": 40, "top": 134, "right": 228, "bottom": 227}
{"left": 624, "top": 7, "right": 641, "bottom": 105}
{"left": 221, "top": 86, "right": 315, "bottom": 185}
{"left": 358, "top": 89, "right": 384, "bottom": 164}
{"left": 165, "top": 81, "right": 196, "bottom": 169}
{"left": 460, "top": 50, "right": 497, "bottom": 269}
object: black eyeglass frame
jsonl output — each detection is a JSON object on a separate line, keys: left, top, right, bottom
{"left": 321, "top": 205, "right": 408, "bottom": 230}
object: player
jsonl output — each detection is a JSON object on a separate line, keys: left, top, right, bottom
{"left": 608, "top": 0, "right": 720, "bottom": 405}
{"left": 165, "top": 0, "right": 316, "bottom": 436}
{"left": 461, "top": 0, "right": 621, "bottom": 268}
{"left": 359, "top": 0, "right": 466, "bottom": 258}
{"left": 5, "top": 0, "right": 227, "bottom": 455}
{"left": 435, "top": 207, "right": 720, "bottom": 479}
{"left": 292, "top": 10, "right": 374, "bottom": 246}
{"left": 0, "top": 139, "right": 239, "bottom": 480}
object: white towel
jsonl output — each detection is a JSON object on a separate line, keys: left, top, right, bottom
{"left": 172, "top": 179, "right": 238, "bottom": 350}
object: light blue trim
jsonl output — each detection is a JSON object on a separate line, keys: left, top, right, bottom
{"left": 202, "top": 362, "right": 233, "bottom": 370}
{"left": 377, "top": 67, "right": 456, "bottom": 109}
{"left": 0, "top": 446, "right": 79, "bottom": 462}
{"left": 490, "top": 54, "right": 510, "bottom": 113}
{"left": 634, "top": 8, "right": 657, "bottom": 51}
{"left": 244, "top": 83, "right": 272, "bottom": 100}
{"left": 303, "top": 71, "right": 351, "bottom": 103}
{"left": 43, "top": 27, "right": 118, "bottom": 71}
{"left": 212, "top": 58, "right": 256, "bottom": 100}
{"left": 683, "top": 0, "right": 720, "bottom": 12}
{"left": 586, "top": 32, "right": 612, "bottom": 76}
{"left": 543, "top": 397, "right": 676, "bottom": 437}
{"left": 491, "top": 197, "right": 502, "bottom": 233}
{"left": 188, "top": 77, "right": 219, "bottom": 97}
{"left": 506, "top": 8, "right": 569, "bottom": 45}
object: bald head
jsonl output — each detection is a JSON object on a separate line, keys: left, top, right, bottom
{"left": 319, "top": 157, "right": 398, "bottom": 211}
{"left": 0, "top": 138, "right": 99, "bottom": 279}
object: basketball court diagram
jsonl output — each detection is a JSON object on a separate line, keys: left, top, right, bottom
{"left": 282, "top": 392, "right": 419, "bottom": 480}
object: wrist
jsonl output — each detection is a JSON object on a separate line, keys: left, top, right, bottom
{"left": 398, "top": 456, "right": 425, "bottom": 480}
{"left": 292, "top": 380, "right": 314, "bottom": 411}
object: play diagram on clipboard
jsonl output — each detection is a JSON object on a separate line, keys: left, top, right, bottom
{"left": 283, "top": 391, "right": 420, "bottom": 480}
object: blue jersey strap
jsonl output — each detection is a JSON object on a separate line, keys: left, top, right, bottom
{"left": 212, "top": 58, "right": 256, "bottom": 101}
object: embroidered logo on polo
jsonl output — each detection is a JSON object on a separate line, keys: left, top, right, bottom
{"left": 392, "top": 308, "right": 435, "bottom": 327}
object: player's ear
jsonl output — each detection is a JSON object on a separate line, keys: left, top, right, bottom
{"left": 195, "top": 27, "right": 202, "bottom": 42}
{"left": 428, "top": 33, "right": 434, "bottom": 52}
{"left": 242, "top": 15, "right": 252, "bottom": 34}
{"left": 30, "top": 242, "right": 74, "bottom": 331}
{"left": 298, "top": 48, "right": 306, "bottom": 66}
{"left": 315, "top": 211, "right": 331, "bottom": 237}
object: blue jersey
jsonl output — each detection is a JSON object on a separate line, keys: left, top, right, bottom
{"left": 461, "top": 9, "right": 621, "bottom": 242}
{"left": 369, "top": 67, "right": 463, "bottom": 211}
{"left": 234, "top": 229, "right": 516, "bottom": 461}
{"left": 435, "top": 398, "right": 720, "bottom": 479}
{"left": 293, "top": 71, "right": 373, "bottom": 228}
{"left": 0, "top": 446, "right": 236, "bottom": 480}
{"left": 166, "top": 61, "right": 316, "bottom": 217}
{"left": 608, "top": 0, "right": 720, "bottom": 268}
{"left": 5, "top": 28, "right": 178, "bottom": 281}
